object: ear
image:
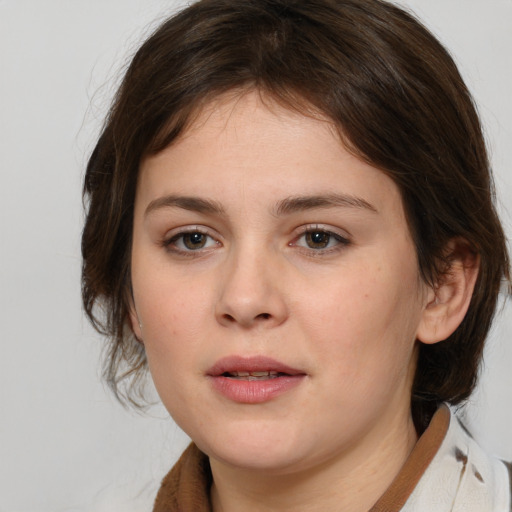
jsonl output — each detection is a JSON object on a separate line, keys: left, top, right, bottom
{"left": 416, "top": 239, "right": 479, "bottom": 344}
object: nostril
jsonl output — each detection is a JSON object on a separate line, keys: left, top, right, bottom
{"left": 218, "top": 311, "right": 277, "bottom": 326}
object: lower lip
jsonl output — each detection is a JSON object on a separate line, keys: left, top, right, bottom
{"left": 209, "top": 375, "right": 305, "bottom": 403}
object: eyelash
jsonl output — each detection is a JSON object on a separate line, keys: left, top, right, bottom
{"left": 291, "top": 225, "right": 351, "bottom": 255}
{"left": 162, "top": 228, "right": 219, "bottom": 256}
{"left": 161, "top": 225, "right": 351, "bottom": 257}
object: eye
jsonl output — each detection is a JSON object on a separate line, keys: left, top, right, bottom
{"left": 164, "top": 229, "right": 219, "bottom": 252}
{"left": 293, "top": 227, "right": 350, "bottom": 251}
{"left": 304, "top": 231, "right": 332, "bottom": 249}
{"left": 181, "top": 232, "right": 210, "bottom": 250}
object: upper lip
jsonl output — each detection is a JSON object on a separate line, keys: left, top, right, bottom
{"left": 207, "top": 356, "right": 305, "bottom": 377}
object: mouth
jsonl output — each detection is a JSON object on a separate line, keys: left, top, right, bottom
{"left": 221, "top": 370, "right": 283, "bottom": 380}
{"left": 207, "top": 356, "right": 306, "bottom": 403}
{"left": 222, "top": 370, "right": 286, "bottom": 381}
{"left": 207, "top": 355, "right": 305, "bottom": 378}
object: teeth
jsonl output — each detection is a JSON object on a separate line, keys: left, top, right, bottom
{"left": 227, "top": 370, "right": 280, "bottom": 379}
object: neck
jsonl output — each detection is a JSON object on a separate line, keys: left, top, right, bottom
{"left": 209, "top": 407, "right": 418, "bottom": 512}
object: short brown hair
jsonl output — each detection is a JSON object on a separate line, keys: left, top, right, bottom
{"left": 82, "top": 0, "right": 510, "bottom": 424}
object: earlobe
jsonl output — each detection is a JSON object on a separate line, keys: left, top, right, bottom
{"left": 416, "top": 239, "right": 479, "bottom": 345}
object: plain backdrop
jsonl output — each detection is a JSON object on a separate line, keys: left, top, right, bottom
{"left": 0, "top": 1, "right": 511, "bottom": 510}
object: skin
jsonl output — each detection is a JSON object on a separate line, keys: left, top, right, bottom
{"left": 130, "top": 91, "right": 473, "bottom": 511}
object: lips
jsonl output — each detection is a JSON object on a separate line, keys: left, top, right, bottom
{"left": 208, "top": 355, "right": 304, "bottom": 378}
{"left": 207, "top": 356, "right": 306, "bottom": 403}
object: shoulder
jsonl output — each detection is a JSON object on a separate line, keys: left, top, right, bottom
{"left": 404, "top": 404, "right": 511, "bottom": 512}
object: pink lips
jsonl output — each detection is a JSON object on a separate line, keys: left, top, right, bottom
{"left": 207, "top": 356, "right": 306, "bottom": 404}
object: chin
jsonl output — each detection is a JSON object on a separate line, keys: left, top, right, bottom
{"left": 209, "top": 444, "right": 306, "bottom": 474}
{"left": 193, "top": 421, "right": 310, "bottom": 473}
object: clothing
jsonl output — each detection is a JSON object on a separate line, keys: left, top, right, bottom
{"left": 153, "top": 405, "right": 512, "bottom": 511}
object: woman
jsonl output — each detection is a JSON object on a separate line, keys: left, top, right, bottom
{"left": 82, "top": 0, "right": 511, "bottom": 510}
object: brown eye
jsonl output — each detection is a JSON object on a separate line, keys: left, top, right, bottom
{"left": 164, "top": 230, "right": 218, "bottom": 253}
{"left": 183, "top": 232, "right": 208, "bottom": 250}
{"left": 292, "top": 228, "right": 350, "bottom": 252}
{"left": 305, "top": 231, "right": 331, "bottom": 249}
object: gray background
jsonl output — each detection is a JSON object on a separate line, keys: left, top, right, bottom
{"left": 1, "top": 1, "right": 511, "bottom": 510}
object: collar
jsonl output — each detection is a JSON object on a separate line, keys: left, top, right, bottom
{"left": 153, "top": 405, "right": 510, "bottom": 511}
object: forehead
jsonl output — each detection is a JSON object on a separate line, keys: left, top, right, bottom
{"left": 169, "top": 89, "right": 337, "bottom": 149}
{"left": 138, "top": 90, "right": 404, "bottom": 221}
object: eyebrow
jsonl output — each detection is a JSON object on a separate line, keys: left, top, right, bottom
{"left": 144, "top": 192, "right": 378, "bottom": 218}
{"left": 145, "top": 195, "right": 226, "bottom": 217}
{"left": 273, "top": 193, "right": 378, "bottom": 216}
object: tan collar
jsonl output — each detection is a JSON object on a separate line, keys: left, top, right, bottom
{"left": 153, "top": 443, "right": 212, "bottom": 512}
{"left": 370, "top": 404, "right": 450, "bottom": 511}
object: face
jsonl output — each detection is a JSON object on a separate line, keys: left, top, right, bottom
{"left": 131, "top": 91, "right": 432, "bottom": 475}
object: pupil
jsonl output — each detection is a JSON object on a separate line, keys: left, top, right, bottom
{"left": 184, "top": 232, "right": 206, "bottom": 249}
{"left": 307, "top": 231, "right": 330, "bottom": 248}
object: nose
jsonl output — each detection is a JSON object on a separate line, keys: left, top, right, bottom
{"left": 215, "top": 246, "right": 288, "bottom": 329}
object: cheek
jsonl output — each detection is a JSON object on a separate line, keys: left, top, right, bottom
{"left": 137, "top": 262, "right": 212, "bottom": 322}
{"left": 297, "top": 258, "right": 423, "bottom": 370}
{"left": 134, "top": 273, "right": 213, "bottom": 370}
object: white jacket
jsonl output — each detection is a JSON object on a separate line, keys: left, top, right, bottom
{"left": 401, "top": 405, "right": 511, "bottom": 511}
